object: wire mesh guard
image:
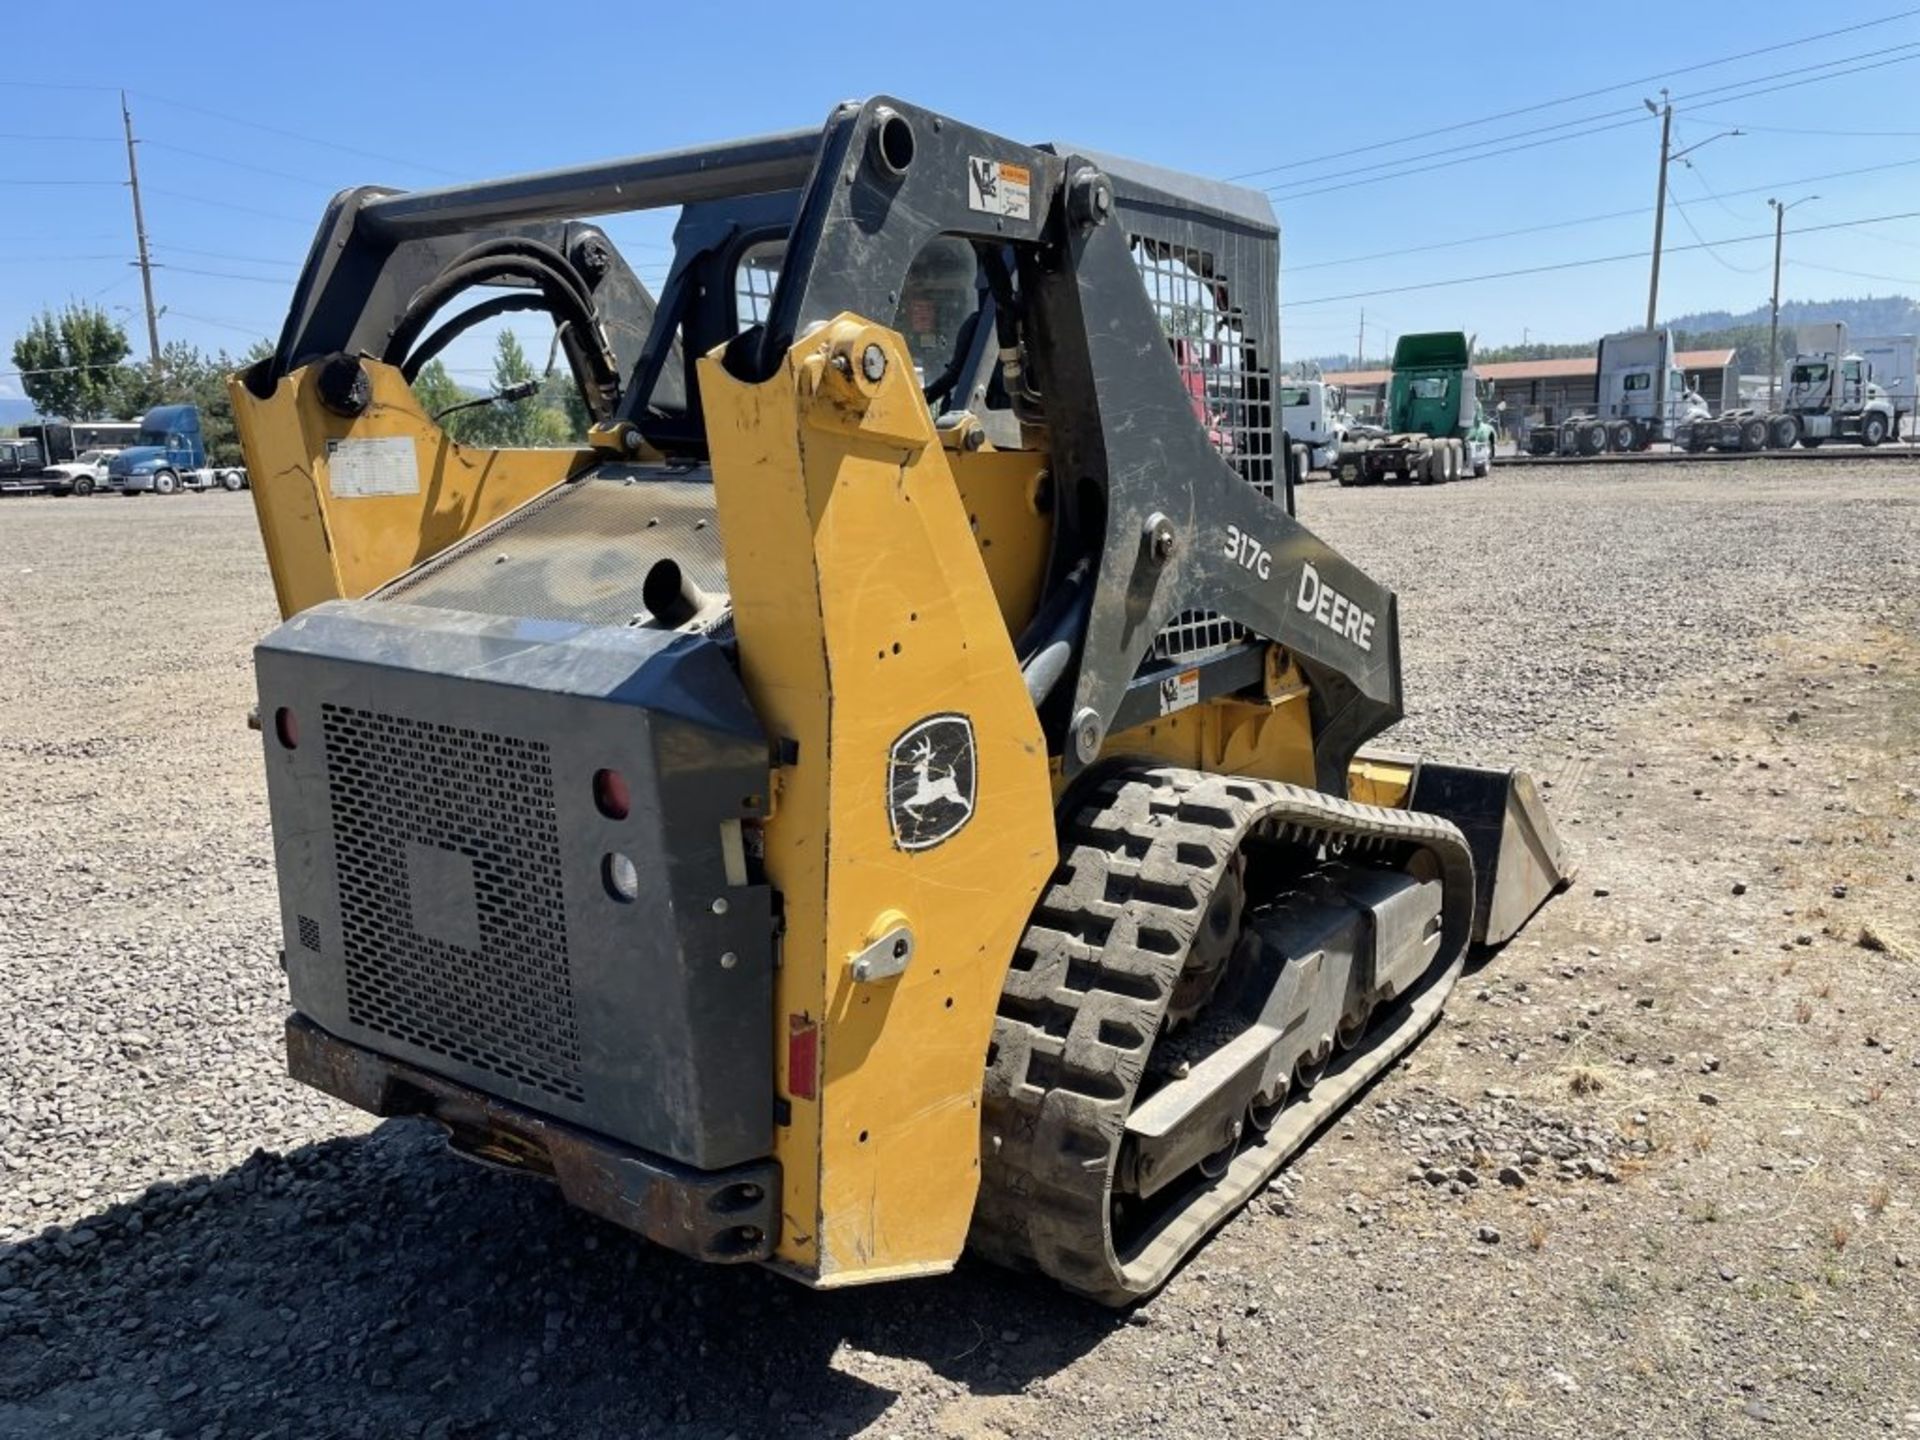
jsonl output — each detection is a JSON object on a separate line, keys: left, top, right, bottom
{"left": 734, "top": 241, "right": 783, "bottom": 328}
{"left": 1131, "top": 236, "right": 1277, "bottom": 660}
{"left": 323, "top": 703, "right": 585, "bottom": 1104}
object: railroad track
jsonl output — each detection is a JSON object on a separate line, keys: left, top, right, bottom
{"left": 1494, "top": 442, "right": 1920, "bottom": 468}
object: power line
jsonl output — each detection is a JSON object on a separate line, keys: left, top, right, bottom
{"left": 1793, "top": 258, "right": 1920, "bottom": 286}
{"left": 1228, "top": 9, "right": 1920, "bottom": 180}
{"left": 1668, "top": 146, "right": 1755, "bottom": 225}
{"left": 1667, "top": 193, "right": 1768, "bottom": 274}
{"left": 1267, "top": 115, "right": 1649, "bottom": 201}
{"left": 143, "top": 139, "right": 342, "bottom": 189}
{"left": 1265, "top": 104, "right": 1647, "bottom": 194}
{"left": 152, "top": 243, "right": 297, "bottom": 268}
{"left": 0, "top": 79, "right": 118, "bottom": 93}
{"left": 1290, "top": 206, "right": 1647, "bottom": 272}
{"left": 0, "top": 177, "right": 120, "bottom": 186}
{"left": 0, "top": 362, "right": 128, "bottom": 379}
{"left": 151, "top": 263, "right": 291, "bottom": 285}
{"left": 1683, "top": 46, "right": 1920, "bottom": 114}
{"left": 1721, "top": 121, "right": 1920, "bottom": 137}
{"left": 1265, "top": 35, "right": 1919, "bottom": 197}
{"left": 130, "top": 91, "right": 464, "bottom": 180}
{"left": 142, "top": 187, "right": 309, "bottom": 224}
{"left": 163, "top": 308, "right": 273, "bottom": 339}
{"left": 1849, "top": 223, "right": 1920, "bottom": 251}
{"left": 0, "top": 253, "right": 128, "bottom": 263}
{"left": 1267, "top": 45, "right": 1920, "bottom": 202}
{"left": 1286, "top": 153, "right": 1920, "bottom": 271}
{"left": 0, "top": 132, "right": 118, "bottom": 143}
{"left": 1282, "top": 207, "right": 1920, "bottom": 308}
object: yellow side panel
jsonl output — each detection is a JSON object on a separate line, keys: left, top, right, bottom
{"left": 1101, "top": 653, "right": 1317, "bottom": 789}
{"left": 944, "top": 448, "right": 1050, "bottom": 639}
{"left": 702, "top": 318, "right": 1057, "bottom": 1286}
{"left": 228, "top": 360, "right": 585, "bottom": 618}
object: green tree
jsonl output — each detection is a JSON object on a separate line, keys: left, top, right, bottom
{"left": 454, "top": 330, "right": 576, "bottom": 448}
{"left": 102, "top": 339, "right": 272, "bottom": 464}
{"left": 410, "top": 358, "right": 466, "bottom": 426}
{"left": 537, "top": 370, "right": 591, "bottom": 443}
{"left": 10, "top": 304, "right": 132, "bottom": 419}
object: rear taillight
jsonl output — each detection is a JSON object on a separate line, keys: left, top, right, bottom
{"left": 593, "top": 767, "right": 631, "bottom": 820}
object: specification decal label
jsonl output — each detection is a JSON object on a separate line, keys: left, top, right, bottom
{"left": 327, "top": 436, "right": 420, "bottom": 498}
{"left": 967, "top": 157, "right": 1031, "bottom": 220}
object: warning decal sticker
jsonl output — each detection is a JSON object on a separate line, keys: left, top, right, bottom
{"left": 967, "top": 157, "right": 1031, "bottom": 221}
{"left": 326, "top": 436, "right": 420, "bottom": 499}
{"left": 1158, "top": 669, "right": 1201, "bottom": 717}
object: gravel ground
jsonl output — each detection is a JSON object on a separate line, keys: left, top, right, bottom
{"left": 2, "top": 463, "right": 1917, "bottom": 1439}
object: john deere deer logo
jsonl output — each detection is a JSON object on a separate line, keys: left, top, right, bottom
{"left": 887, "top": 714, "right": 976, "bottom": 852}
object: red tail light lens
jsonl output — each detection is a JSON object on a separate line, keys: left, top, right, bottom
{"left": 274, "top": 707, "right": 299, "bottom": 750}
{"left": 593, "top": 767, "right": 631, "bottom": 820}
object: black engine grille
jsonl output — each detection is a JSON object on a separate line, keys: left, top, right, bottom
{"left": 322, "top": 702, "right": 583, "bottom": 1103}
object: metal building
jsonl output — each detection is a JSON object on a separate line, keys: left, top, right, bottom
{"left": 1326, "top": 348, "right": 1739, "bottom": 424}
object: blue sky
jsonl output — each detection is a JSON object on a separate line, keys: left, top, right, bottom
{"left": 4, "top": 0, "right": 1919, "bottom": 400}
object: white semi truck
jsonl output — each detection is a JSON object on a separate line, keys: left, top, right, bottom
{"left": 1679, "top": 323, "right": 1914, "bottom": 451}
{"left": 1279, "top": 378, "right": 1350, "bottom": 473}
{"left": 1529, "top": 328, "right": 1709, "bottom": 455}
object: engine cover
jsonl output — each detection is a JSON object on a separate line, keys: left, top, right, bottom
{"left": 255, "top": 475, "right": 773, "bottom": 1172}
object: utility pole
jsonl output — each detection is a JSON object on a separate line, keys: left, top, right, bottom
{"left": 1644, "top": 94, "right": 1742, "bottom": 336}
{"left": 1767, "top": 195, "right": 1819, "bottom": 410}
{"left": 1768, "top": 201, "right": 1785, "bottom": 411}
{"left": 120, "top": 90, "right": 162, "bottom": 373}
{"left": 1644, "top": 92, "right": 1672, "bottom": 333}
{"left": 1356, "top": 308, "right": 1365, "bottom": 368}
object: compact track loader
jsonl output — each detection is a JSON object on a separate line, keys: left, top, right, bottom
{"left": 231, "top": 98, "right": 1568, "bottom": 1304}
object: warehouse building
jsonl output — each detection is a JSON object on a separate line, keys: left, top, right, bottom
{"left": 1325, "top": 348, "right": 1740, "bottom": 426}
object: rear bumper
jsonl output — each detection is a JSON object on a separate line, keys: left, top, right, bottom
{"left": 288, "top": 1014, "right": 780, "bottom": 1263}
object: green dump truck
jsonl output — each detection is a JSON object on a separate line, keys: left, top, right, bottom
{"left": 1336, "top": 332, "right": 1495, "bottom": 485}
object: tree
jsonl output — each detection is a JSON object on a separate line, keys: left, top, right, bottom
{"left": 101, "top": 339, "right": 272, "bottom": 464}
{"left": 452, "top": 330, "right": 574, "bottom": 448}
{"left": 10, "top": 304, "right": 132, "bottom": 419}
{"left": 537, "top": 370, "right": 591, "bottom": 444}
{"left": 410, "top": 358, "right": 466, "bottom": 425}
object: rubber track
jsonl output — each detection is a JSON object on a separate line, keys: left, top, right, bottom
{"left": 971, "top": 765, "right": 1476, "bottom": 1305}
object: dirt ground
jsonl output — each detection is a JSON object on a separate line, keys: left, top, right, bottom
{"left": 1, "top": 462, "right": 1916, "bottom": 1439}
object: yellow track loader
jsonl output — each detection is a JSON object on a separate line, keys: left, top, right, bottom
{"left": 230, "top": 98, "right": 1567, "bottom": 1304}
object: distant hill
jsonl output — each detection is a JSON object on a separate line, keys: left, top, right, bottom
{"left": 1295, "top": 294, "right": 1919, "bottom": 376}
{"left": 0, "top": 396, "right": 41, "bottom": 430}
{"left": 1663, "top": 294, "right": 1920, "bottom": 337}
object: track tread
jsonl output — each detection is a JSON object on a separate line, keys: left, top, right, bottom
{"left": 972, "top": 764, "right": 1475, "bottom": 1303}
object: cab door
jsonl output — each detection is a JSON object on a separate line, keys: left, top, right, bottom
{"left": 1841, "top": 359, "right": 1865, "bottom": 410}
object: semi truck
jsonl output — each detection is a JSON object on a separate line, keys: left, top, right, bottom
{"left": 1278, "top": 377, "right": 1350, "bottom": 473}
{"left": 1528, "top": 328, "right": 1709, "bottom": 455}
{"left": 104, "top": 405, "right": 246, "bottom": 494}
{"left": 1334, "top": 332, "right": 1495, "bottom": 485}
{"left": 1678, "top": 324, "right": 1913, "bottom": 452}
